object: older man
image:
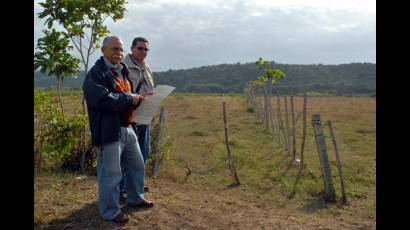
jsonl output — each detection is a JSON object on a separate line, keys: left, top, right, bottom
{"left": 83, "top": 35, "right": 154, "bottom": 223}
{"left": 120, "top": 37, "right": 155, "bottom": 197}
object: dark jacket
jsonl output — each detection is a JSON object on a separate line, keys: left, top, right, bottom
{"left": 83, "top": 56, "right": 136, "bottom": 146}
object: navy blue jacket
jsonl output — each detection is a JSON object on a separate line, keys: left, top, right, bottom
{"left": 83, "top": 56, "right": 136, "bottom": 146}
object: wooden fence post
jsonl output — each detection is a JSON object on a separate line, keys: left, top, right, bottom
{"left": 275, "top": 87, "right": 287, "bottom": 150}
{"left": 152, "top": 107, "right": 166, "bottom": 178}
{"left": 327, "top": 120, "right": 347, "bottom": 205}
{"left": 264, "top": 84, "right": 269, "bottom": 130}
{"left": 284, "top": 95, "right": 291, "bottom": 155}
{"left": 249, "top": 84, "right": 256, "bottom": 110}
{"left": 256, "top": 86, "right": 262, "bottom": 121}
{"left": 290, "top": 86, "right": 296, "bottom": 161}
{"left": 223, "top": 101, "right": 240, "bottom": 186}
{"left": 311, "top": 114, "right": 336, "bottom": 202}
{"left": 298, "top": 93, "right": 307, "bottom": 174}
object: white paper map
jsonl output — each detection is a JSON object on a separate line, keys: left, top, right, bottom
{"left": 132, "top": 85, "right": 175, "bottom": 125}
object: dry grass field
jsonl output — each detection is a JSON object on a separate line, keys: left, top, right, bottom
{"left": 34, "top": 93, "right": 376, "bottom": 229}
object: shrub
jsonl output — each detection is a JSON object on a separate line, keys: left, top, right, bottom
{"left": 34, "top": 89, "right": 94, "bottom": 171}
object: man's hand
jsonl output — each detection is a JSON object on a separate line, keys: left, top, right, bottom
{"left": 131, "top": 93, "right": 145, "bottom": 105}
{"left": 144, "top": 91, "right": 154, "bottom": 96}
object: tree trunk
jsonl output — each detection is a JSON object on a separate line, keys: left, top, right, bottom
{"left": 80, "top": 66, "right": 89, "bottom": 172}
{"left": 57, "top": 77, "right": 65, "bottom": 122}
{"left": 268, "top": 84, "right": 277, "bottom": 139}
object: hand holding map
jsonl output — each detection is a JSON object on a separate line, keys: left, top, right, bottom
{"left": 132, "top": 85, "right": 175, "bottom": 125}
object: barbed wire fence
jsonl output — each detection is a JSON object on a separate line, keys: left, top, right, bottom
{"left": 244, "top": 82, "right": 347, "bottom": 204}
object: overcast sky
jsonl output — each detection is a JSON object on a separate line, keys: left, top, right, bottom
{"left": 34, "top": 0, "right": 376, "bottom": 72}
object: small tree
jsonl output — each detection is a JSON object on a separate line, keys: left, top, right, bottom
{"left": 38, "top": 0, "right": 127, "bottom": 77}
{"left": 253, "top": 58, "right": 287, "bottom": 148}
{"left": 37, "top": 0, "right": 127, "bottom": 170}
{"left": 34, "top": 28, "right": 80, "bottom": 121}
{"left": 255, "top": 58, "right": 286, "bottom": 84}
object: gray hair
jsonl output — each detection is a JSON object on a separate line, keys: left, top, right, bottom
{"left": 102, "top": 35, "right": 123, "bottom": 47}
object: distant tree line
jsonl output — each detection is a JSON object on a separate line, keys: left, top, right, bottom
{"left": 34, "top": 62, "right": 375, "bottom": 95}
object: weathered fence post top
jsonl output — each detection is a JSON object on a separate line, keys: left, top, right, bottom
{"left": 312, "top": 114, "right": 321, "bottom": 124}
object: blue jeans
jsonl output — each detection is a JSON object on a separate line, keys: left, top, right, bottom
{"left": 120, "top": 124, "right": 150, "bottom": 193}
{"left": 97, "top": 126, "right": 145, "bottom": 220}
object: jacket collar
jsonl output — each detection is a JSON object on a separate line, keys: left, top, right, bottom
{"left": 97, "top": 56, "right": 128, "bottom": 75}
{"left": 103, "top": 57, "right": 123, "bottom": 70}
{"left": 96, "top": 56, "right": 131, "bottom": 90}
{"left": 123, "top": 54, "right": 145, "bottom": 71}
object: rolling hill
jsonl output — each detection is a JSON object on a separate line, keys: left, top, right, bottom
{"left": 34, "top": 62, "right": 375, "bottom": 95}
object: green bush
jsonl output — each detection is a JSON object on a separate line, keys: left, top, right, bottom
{"left": 34, "top": 89, "right": 94, "bottom": 171}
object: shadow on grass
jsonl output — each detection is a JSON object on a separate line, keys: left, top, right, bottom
{"left": 275, "top": 152, "right": 291, "bottom": 169}
{"left": 226, "top": 183, "right": 241, "bottom": 189}
{"left": 287, "top": 172, "right": 302, "bottom": 200}
{"left": 298, "top": 196, "right": 329, "bottom": 214}
{"left": 35, "top": 202, "right": 125, "bottom": 230}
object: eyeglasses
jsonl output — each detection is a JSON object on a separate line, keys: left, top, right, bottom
{"left": 137, "top": 47, "right": 149, "bottom": 52}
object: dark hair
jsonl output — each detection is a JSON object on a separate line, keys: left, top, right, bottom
{"left": 131, "top": 37, "right": 149, "bottom": 48}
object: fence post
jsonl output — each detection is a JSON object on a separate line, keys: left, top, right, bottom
{"left": 275, "top": 87, "right": 287, "bottom": 150}
{"left": 327, "top": 120, "right": 347, "bottom": 205}
{"left": 152, "top": 107, "right": 166, "bottom": 178}
{"left": 264, "top": 84, "right": 269, "bottom": 130}
{"left": 290, "top": 85, "right": 296, "bottom": 161}
{"left": 223, "top": 101, "right": 240, "bottom": 186}
{"left": 299, "top": 93, "right": 307, "bottom": 173}
{"left": 284, "top": 95, "right": 291, "bottom": 155}
{"left": 256, "top": 86, "right": 262, "bottom": 120}
{"left": 311, "top": 114, "right": 336, "bottom": 202}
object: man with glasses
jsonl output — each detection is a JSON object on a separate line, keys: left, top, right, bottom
{"left": 121, "top": 37, "right": 155, "bottom": 199}
{"left": 83, "top": 35, "right": 154, "bottom": 224}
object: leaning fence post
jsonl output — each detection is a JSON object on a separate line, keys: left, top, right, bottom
{"left": 223, "top": 101, "right": 240, "bottom": 186}
{"left": 312, "top": 114, "right": 336, "bottom": 202}
{"left": 327, "top": 120, "right": 347, "bottom": 205}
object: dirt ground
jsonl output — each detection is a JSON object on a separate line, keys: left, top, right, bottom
{"left": 34, "top": 174, "right": 375, "bottom": 230}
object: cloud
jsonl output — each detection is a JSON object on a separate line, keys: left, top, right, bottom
{"left": 34, "top": 0, "right": 376, "bottom": 71}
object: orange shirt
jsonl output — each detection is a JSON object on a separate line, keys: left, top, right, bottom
{"left": 112, "top": 68, "right": 135, "bottom": 126}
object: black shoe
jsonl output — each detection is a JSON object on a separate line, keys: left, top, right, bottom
{"left": 119, "top": 192, "right": 127, "bottom": 202}
{"left": 128, "top": 199, "right": 154, "bottom": 209}
{"left": 111, "top": 212, "right": 129, "bottom": 223}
